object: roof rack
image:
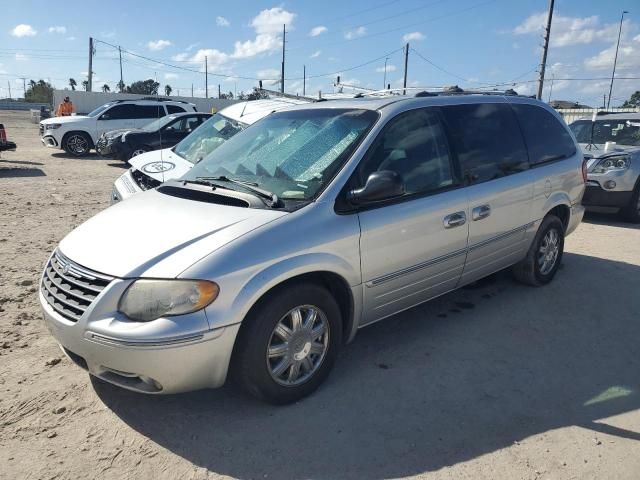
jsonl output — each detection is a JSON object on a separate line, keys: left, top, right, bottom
{"left": 332, "top": 82, "right": 524, "bottom": 99}
{"left": 112, "top": 97, "right": 191, "bottom": 104}
{"left": 256, "top": 87, "right": 318, "bottom": 102}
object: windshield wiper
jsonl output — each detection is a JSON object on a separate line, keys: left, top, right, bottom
{"left": 196, "top": 175, "right": 282, "bottom": 208}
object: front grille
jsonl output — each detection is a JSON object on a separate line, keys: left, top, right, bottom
{"left": 39, "top": 123, "right": 44, "bottom": 136}
{"left": 41, "top": 250, "right": 113, "bottom": 322}
{"left": 131, "top": 169, "right": 162, "bottom": 191}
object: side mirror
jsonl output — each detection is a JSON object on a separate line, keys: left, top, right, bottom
{"left": 347, "top": 170, "right": 405, "bottom": 205}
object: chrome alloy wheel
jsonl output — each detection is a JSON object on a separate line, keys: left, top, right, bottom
{"left": 266, "top": 305, "right": 330, "bottom": 387}
{"left": 538, "top": 228, "right": 560, "bottom": 275}
{"left": 67, "top": 134, "right": 89, "bottom": 155}
{"left": 131, "top": 148, "right": 147, "bottom": 157}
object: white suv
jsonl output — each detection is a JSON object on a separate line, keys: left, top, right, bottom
{"left": 40, "top": 98, "right": 196, "bottom": 156}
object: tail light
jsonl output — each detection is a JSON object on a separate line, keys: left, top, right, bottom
{"left": 581, "top": 157, "right": 588, "bottom": 183}
{"left": 0, "top": 124, "right": 6, "bottom": 144}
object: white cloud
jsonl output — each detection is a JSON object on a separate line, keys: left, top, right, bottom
{"left": 185, "top": 48, "right": 229, "bottom": 69}
{"left": 309, "top": 26, "right": 328, "bottom": 37}
{"left": 147, "top": 39, "right": 172, "bottom": 51}
{"left": 514, "top": 12, "right": 630, "bottom": 47}
{"left": 164, "top": 73, "right": 179, "bottom": 80}
{"left": 257, "top": 68, "right": 280, "bottom": 79}
{"left": 310, "top": 50, "right": 321, "bottom": 59}
{"left": 216, "top": 16, "right": 230, "bottom": 27}
{"left": 186, "top": 43, "right": 199, "bottom": 51}
{"left": 232, "top": 34, "right": 280, "bottom": 58}
{"left": 48, "top": 26, "right": 66, "bottom": 34}
{"left": 375, "top": 64, "right": 397, "bottom": 73}
{"left": 251, "top": 7, "right": 296, "bottom": 35}
{"left": 15, "top": 53, "right": 28, "bottom": 61}
{"left": 11, "top": 24, "right": 37, "bottom": 37}
{"left": 345, "top": 26, "right": 366, "bottom": 40}
{"left": 101, "top": 31, "right": 116, "bottom": 39}
{"left": 584, "top": 42, "right": 640, "bottom": 71}
{"left": 402, "top": 31, "right": 425, "bottom": 42}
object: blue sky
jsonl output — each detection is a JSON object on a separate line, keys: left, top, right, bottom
{"left": 1, "top": 0, "right": 639, "bottom": 106}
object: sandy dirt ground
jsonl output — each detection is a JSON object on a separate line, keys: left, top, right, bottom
{"left": 1, "top": 110, "right": 640, "bottom": 480}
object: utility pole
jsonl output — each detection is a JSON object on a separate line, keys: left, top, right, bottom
{"left": 218, "top": 84, "right": 221, "bottom": 99}
{"left": 603, "top": 94, "right": 607, "bottom": 109}
{"left": 403, "top": 43, "right": 409, "bottom": 95}
{"left": 88, "top": 37, "right": 94, "bottom": 92}
{"left": 536, "top": 0, "right": 555, "bottom": 100}
{"left": 607, "top": 10, "right": 629, "bottom": 109}
{"left": 7, "top": 81, "right": 11, "bottom": 100}
{"left": 118, "top": 46, "right": 123, "bottom": 92}
{"left": 303, "top": 65, "right": 306, "bottom": 96}
{"left": 205, "top": 56, "right": 209, "bottom": 98}
{"left": 19, "top": 77, "right": 26, "bottom": 98}
{"left": 281, "top": 24, "right": 286, "bottom": 93}
{"left": 383, "top": 57, "right": 389, "bottom": 89}
{"left": 191, "top": 84, "right": 194, "bottom": 97}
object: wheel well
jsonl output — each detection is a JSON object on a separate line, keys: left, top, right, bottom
{"left": 61, "top": 130, "right": 94, "bottom": 149}
{"left": 242, "top": 271, "right": 355, "bottom": 344}
{"left": 547, "top": 204, "right": 570, "bottom": 232}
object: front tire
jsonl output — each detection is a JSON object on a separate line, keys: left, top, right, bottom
{"left": 512, "top": 214, "right": 564, "bottom": 286}
{"left": 63, "top": 132, "right": 92, "bottom": 157}
{"left": 233, "top": 283, "right": 342, "bottom": 404}
{"left": 128, "top": 146, "right": 149, "bottom": 160}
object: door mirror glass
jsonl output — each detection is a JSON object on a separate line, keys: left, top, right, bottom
{"left": 347, "top": 170, "right": 405, "bottom": 204}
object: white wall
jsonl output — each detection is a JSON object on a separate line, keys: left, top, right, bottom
{"left": 556, "top": 107, "right": 640, "bottom": 125}
{"left": 53, "top": 90, "right": 238, "bottom": 114}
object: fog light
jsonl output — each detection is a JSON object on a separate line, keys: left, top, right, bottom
{"left": 604, "top": 180, "right": 616, "bottom": 189}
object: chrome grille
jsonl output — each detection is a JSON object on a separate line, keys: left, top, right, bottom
{"left": 39, "top": 123, "right": 44, "bottom": 136}
{"left": 41, "top": 250, "right": 113, "bottom": 322}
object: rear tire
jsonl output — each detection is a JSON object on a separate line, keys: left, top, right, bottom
{"left": 63, "top": 132, "right": 92, "bottom": 157}
{"left": 621, "top": 182, "right": 640, "bottom": 223}
{"left": 512, "top": 214, "right": 564, "bottom": 286}
{"left": 233, "top": 283, "right": 342, "bottom": 405}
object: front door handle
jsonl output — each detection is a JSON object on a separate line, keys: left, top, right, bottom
{"left": 472, "top": 204, "right": 491, "bottom": 221}
{"left": 443, "top": 211, "right": 466, "bottom": 229}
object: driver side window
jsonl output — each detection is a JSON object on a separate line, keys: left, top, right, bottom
{"left": 357, "top": 108, "right": 455, "bottom": 196}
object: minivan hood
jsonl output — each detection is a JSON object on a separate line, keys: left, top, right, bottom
{"left": 129, "top": 149, "right": 193, "bottom": 183}
{"left": 42, "top": 115, "right": 91, "bottom": 124}
{"left": 59, "top": 188, "right": 286, "bottom": 278}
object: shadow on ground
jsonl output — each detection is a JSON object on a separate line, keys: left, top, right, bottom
{"left": 94, "top": 252, "right": 640, "bottom": 479}
{"left": 0, "top": 167, "right": 46, "bottom": 178}
{"left": 0, "top": 159, "right": 43, "bottom": 166}
{"left": 583, "top": 211, "right": 640, "bottom": 230}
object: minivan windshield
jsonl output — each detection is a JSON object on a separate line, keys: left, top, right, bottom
{"left": 87, "top": 103, "right": 114, "bottom": 117}
{"left": 570, "top": 119, "right": 640, "bottom": 146}
{"left": 184, "top": 109, "right": 378, "bottom": 201}
{"left": 173, "top": 113, "right": 246, "bottom": 164}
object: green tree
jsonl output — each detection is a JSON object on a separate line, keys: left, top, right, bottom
{"left": 24, "top": 79, "right": 53, "bottom": 103}
{"left": 126, "top": 79, "right": 160, "bottom": 95}
{"left": 117, "top": 80, "right": 125, "bottom": 93}
{"left": 621, "top": 91, "right": 640, "bottom": 108}
{"left": 69, "top": 78, "right": 77, "bottom": 91}
{"left": 219, "top": 91, "right": 234, "bottom": 99}
{"left": 164, "top": 84, "right": 172, "bottom": 96}
{"left": 102, "top": 84, "right": 110, "bottom": 93}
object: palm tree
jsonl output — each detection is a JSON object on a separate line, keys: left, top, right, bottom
{"left": 117, "top": 80, "right": 125, "bottom": 93}
{"left": 81, "top": 80, "right": 89, "bottom": 91}
{"left": 69, "top": 78, "right": 77, "bottom": 91}
{"left": 102, "top": 84, "right": 110, "bottom": 93}
{"left": 164, "top": 84, "right": 172, "bottom": 96}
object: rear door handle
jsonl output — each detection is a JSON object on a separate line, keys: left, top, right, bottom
{"left": 472, "top": 204, "right": 491, "bottom": 221}
{"left": 443, "top": 211, "right": 467, "bottom": 229}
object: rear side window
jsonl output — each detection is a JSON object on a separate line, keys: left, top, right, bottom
{"left": 441, "top": 103, "right": 529, "bottom": 184}
{"left": 134, "top": 105, "right": 164, "bottom": 119}
{"left": 512, "top": 104, "right": 576, "bottom": 165}
{"left": 167, "top": 105, "right": 187, "bottom": 114}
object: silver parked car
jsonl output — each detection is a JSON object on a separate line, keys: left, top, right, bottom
{"left": 569, "top": 112, "right": 640, "bottom": 223}
{"left": 40, "top": 93, "right": 585, "bottom": 404}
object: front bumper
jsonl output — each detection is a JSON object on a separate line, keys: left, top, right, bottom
{"left": 96, "top": 136, "right": 126, "bottom": 159}
{"left": 41, "top": 135, "right": 58, "bottom": 148}
{"left": 582, "top": 182, "right": 632, "bottom": 208}
{"left": 112, "top": 169, "right": 143, "bottom": 203}
{"left": 566, "top": 203, "right": 585, "bottom": 236}
{"left": 40, "top": 289, "right": 241, "bottom": 394}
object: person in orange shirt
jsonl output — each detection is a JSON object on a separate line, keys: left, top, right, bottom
{"left": 56, "top": 96, "right": 75, "bottom": 116}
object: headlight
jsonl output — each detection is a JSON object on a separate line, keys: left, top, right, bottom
{"left": 591, "top": 155, "right": 630, "bottom": 174}
{"left": 46, "top": 123, "right": 62, "bottom": 130}
{"left": 119, "top": 279, "right": 219, "bottom": 322}
{"left": 110, "top": 186, "right": 121, "bottom": 205}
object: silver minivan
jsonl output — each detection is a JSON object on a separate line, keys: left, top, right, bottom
{"left": 40, "top": 93, "right": 585, "bottom": 404}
